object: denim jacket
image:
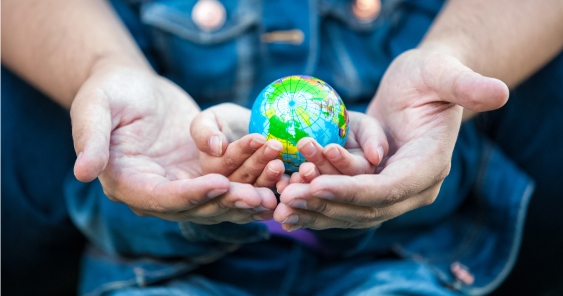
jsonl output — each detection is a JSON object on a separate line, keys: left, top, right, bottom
{"left": 64, "top": 0, "right": 534, "bottom": 295}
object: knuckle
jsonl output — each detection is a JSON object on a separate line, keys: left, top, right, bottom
{"left": 185, "top": 196, "right": 204, "bottom": 208}
{"left": 356, "top": 207, "right": 380, "bottom": 224}
{"left": 437, "top": 162, "right": 452, "bottom": 182}
{"left": 305, "top": 213, "right": 319, "bottom": 227}
{"left": 102, "top": 189, "right": 119, "bottom": 203}
{"left": 382, "top": 185, "right": 405, "bottom": 206}
{"left": 130, "top": 208, "right": 149, "bottom": 217}
{"left": 341, "top": 220, "right": 357, "bottom": 229}
{"left": 223, "top": 155, "right": 239, "bottom": 169}
{"left": 310, "top": 199, "right": 329, "bottom": 214}
{"left": 234, "top": 171, "right": 254, "bottom": 183}
{"left": 420, "top": 187, "right": 440, "bottom": 207}
{"left": 144, "top": 198, "right": 168, "bottom": 214}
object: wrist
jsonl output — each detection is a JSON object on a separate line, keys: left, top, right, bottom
{"left": 88, "top": 53, "right": 154, "bottom": 79}
{"left": 416, "top": 41, "right": 473, "bottom": 70}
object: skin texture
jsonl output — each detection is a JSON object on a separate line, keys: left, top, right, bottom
{"left": 195, "top": 0, "right": 563, "bottom": 231}
{"left": 271, "top": 0, "right": 563, "bottom": 231}
{"left": 192, "top": 107, "right": 389, "bottom": 189}
{"left": 3, "top": 0, "right": 563, "bottom": 227}
{"left": 2, "top": 0, "right": 278, "bottom": 223}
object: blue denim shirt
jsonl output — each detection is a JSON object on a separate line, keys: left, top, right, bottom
{"left": 64, "top": 0, "right": 534, "bottom": 295}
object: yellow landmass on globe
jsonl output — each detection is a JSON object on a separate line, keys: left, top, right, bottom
{"left": 265, "top": 107, "right": 277, "bottom": 118}
{"left": 266, "top": 134, "right": 299, "bottom": 162}
{"left": 295, "top": 106, "right": 311, "bottom": 126}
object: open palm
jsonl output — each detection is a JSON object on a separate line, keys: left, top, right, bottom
{"left": 72, "top": 66, "right": 276, "bottom": 222}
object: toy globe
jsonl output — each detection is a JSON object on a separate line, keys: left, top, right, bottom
{"left": 249, "top": 75, "right": 349, "bottom": 173}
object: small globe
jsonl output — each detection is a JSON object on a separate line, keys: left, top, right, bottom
{"left": 249, "top": 75, "right": 349, "bottom": 173}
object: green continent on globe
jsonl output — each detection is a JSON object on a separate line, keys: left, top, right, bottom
{"left": 249, "top": 75, "right": 349, "bottom": 173}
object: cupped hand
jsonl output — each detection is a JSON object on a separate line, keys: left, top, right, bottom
{"left": 190, "top": 103, "right": 285, "bottom": 188}
{"left": 274, "top": 48, "right": 509, "bottom": 231}
{"left": 71, "top": 64, "right": 276, "bottom": 223}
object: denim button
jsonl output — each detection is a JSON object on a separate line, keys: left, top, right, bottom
{"left": 352, "top": 0, "right": 380, "bottom": 23}
{"left": 192, "top": 0, "right": 226, "bottom": 31}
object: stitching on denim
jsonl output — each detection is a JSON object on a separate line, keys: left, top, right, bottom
{"left": 468, "top": 182, "right": 535, "bottom": 296}
{"left": 84, "top": 263, "right": 192, "bottom": 296}
{"left": 411, "top": 142, "right": 494, "bottom": 265}
{"left": 141, "top": 2, "right": 259, "bottom": 44}
{"left": 84, "top": 246, "right": 243, "bottom": 296}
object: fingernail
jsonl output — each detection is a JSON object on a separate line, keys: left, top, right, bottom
{"left": 252, "top": 214, "right": 264, "bottom": 221}
{"left": 299, "top": 141, "right": 316, "bottom": 157}
{"left": 325, "top": 146, "right": 341, "bottom": 160}
{"left": 282, "top": 214, "right": 299, "bottom": 224}
{"left": 253, "top": 206, "right": 268, "bottom": 212}
{"left": 313, "top": 190, "right": 334, "bottom": 200}
{"left": 207, "top": 189, "right": 228, "bottom": 199}
{"left": 288, "top": 225, "right": 302, "bottom": 232}
{"left": 235, "top": 200, "right": 252, "bottom": 208}
{"left": 289, "top": 199, "right": 307, "bottom": 209}
{"left": 267, "top": 165, "right": 280, "bottom": 176}
{"left": 377, "top": 146, "right": 384, "bottom": 164}
{"left": 76, "top": 152, "right": 83, "bottom": 159}
{"left": 210, "top": 135, "right": 222, "bottom": 156}
{"left": 264, "top": 141, "right": 282, "bottom": 157}
{"left": 304, "top": 167, "right": 316, "bottom": 177}
{"left": 250, "top": 137, "right": 265, "bottom": 149}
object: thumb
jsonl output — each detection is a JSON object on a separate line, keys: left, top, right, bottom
{"left": 439, "top": 63, "right": 509, "bottom": 112}
{"left": 71, "top": 88, "right": 112, "bottom": 182}
{"left": 189, "top": 108, "right": 229, "bottom": 157}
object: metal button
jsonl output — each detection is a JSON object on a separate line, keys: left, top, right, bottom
{"left": 192, "top": 0, "right": 226, "bottom": 31}
{"left": 352, "top": 0, "right": 381, "bottom": 23}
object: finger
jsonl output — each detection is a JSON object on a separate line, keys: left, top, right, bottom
{"left": 177, "top": 183, "right": 275, "bottom": 223}
{"left": 346, "top": 112, "right": 389, "bottom": 166}
{"left": 297, "top": 138, "right": 340, "bottom": 175}
{"left": 322, "top": 145, "right": 375, "bottom": 175}
{"left": 110, "top": 173, "right": 231, "bottom": 216}
{"left": 188, "top": 208, "right": 274, "bottom": 225}
{"left": 289, "top": 172, "right": 304, "bottom": 184}
{"left": 254, "top": 159, "right": 285, "bottom": 188}
{"left": 190, "top": 109, "right": 230, "bottom": 157}
{"left": 190, "top": 103, "right": 252, "bottom": 156}
{"left": 229, "top": 139, "right": 282, "bottom": 184}
{"left": 71, "top": 87, "right": 113, "bottom": 182}
{"left": 429, "top": 60, "right": 509, "bottom": 112}
{"left": 202, "top": 134, "right": 267, "bottom": 176}
{"left": 276, "top": 174, "right": 291, "bottom": 194}
{"left": 282, "top": 183, "right": 442, "bottom": 230}
{"left": 274, "top": 203, "right": 352, "bottom": 231}
{"left": 279, "top": 183, "right": 385, "bottom": 224}
{"left": 298, "top": 162, "right": 320, "bottom": 183}
{"left": 308, "top": 156, "right": 446, "bottom": 208}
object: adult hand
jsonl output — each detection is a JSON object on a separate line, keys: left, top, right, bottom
{"left": 190, "top": 103, "right": 285, "bottom": 188}
{"left": 274, "top": 48, "right": 509, "bottom": 231}
{"left": 72, "top": 64, "right": 276, "bottom": 223}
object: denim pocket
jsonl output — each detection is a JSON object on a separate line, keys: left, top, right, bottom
{"left": 141, "top": 0, "right": 260, "bottom": 106}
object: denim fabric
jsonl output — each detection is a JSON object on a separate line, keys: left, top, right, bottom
{"left": 2, "top": 0, "right": 557, "bottom": 295}
{"left": 59, "top": 1, "right": 540, "bottom": 295}
{"left": 1, "top": 67, "right": 86, "bottom": 295}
